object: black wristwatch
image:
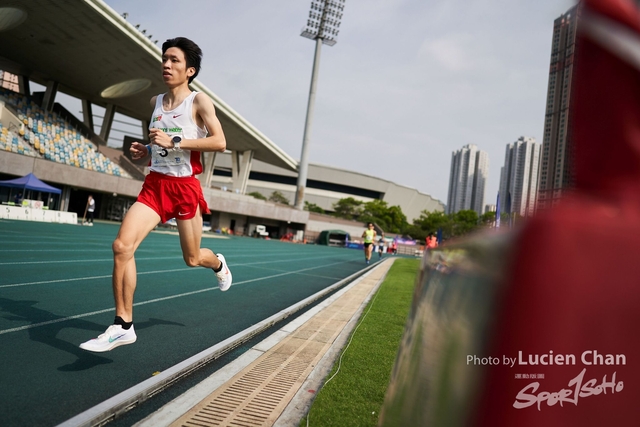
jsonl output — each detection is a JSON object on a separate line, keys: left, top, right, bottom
{"left": 172, "top": 136, "right": 182, "bottom": 151}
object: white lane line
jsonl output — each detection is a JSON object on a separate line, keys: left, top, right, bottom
{"left": 242, "top": 264, "right": 343, "bottom": 280}
{"left": 0, "top": 257, "right": 175, "bottom": 266}
{"left": 0, "top": 248, "right": 326, "bottom": 266}
{"left": 0, "top": 246, "right": 317, "bottom": 254}
{"left": 0, "top": 259, "right": 357, "bottom": 335}
{"left": 0, "top": 253, "right": 358, "bottom": 288}
{"left": 0, "top": 249, "right": 113, "bottom": 253}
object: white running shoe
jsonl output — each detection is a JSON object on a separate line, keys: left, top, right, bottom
{"left": 214, "top": 253, "right": 232, "bottom": 291}
{"left": 79, "top": 324, "right": 137, "bottom": 352}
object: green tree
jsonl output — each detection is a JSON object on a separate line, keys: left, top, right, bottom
{"left": 412, "top": 209, "right": 483, "bottom": 241}
{"left": 403, "top": 224, "right": 428, "bottom": 242}
{"left": 248, "top": 191, "right": 267, "bottom": 201}
{"left": 386, "top": 205, "right": 409, "bottom": 234}
{"left": 304, "top": 201, "right": 324, "bottom": 213}
{"left": 448, "top": 210, "right": 480, "bottom": 238}
{"left": 360, "top": 199, "right": 408, "bottom": 234}
{"left": 332, "top": 197, "right": 363, "bottom": 220}
{"left": 480, "top": 211, "right": 496, "bottom": 225}
{"left": 413, "top": 210, "right": 450, "bottom": 236}
{"left": 269, "top": 191, "right": 290, "bottom": 205}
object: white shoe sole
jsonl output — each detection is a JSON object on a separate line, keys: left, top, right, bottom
{"left": 79, "top": 335, "right": 137, "bottom": 353}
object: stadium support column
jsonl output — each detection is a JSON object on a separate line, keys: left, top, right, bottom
{"left": 199, "top": 151, "right": 217, "bottom": 189}
{"left": 141, "top": 120, "right": 149, "bottom": 139}
{"left": 18, "top": 75, "right": 30, "bottom": 96}
{"left": 82, "top": 99, "right": 94, "bottom": 131}
{"left": 231, "top": 150, "right": 254, "bottom": 194}
{"left": 59, "top": 186, "right": 71, "bottom": 212}
{"left": 99, "top": 104, "right": 116, "bottom": 143}
{"left": 41, "top": 81, "right": 59, "bottom": 112}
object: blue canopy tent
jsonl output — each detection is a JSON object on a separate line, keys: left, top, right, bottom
{"left": 0, "top": 173, "right": 62, "bottom": 207}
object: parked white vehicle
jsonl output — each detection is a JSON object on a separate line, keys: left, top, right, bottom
{"left": 255, "top": 225, "right": 269, "bottom": 237}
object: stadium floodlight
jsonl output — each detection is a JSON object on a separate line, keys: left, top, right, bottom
{"left": 300, "top": 0, "right": 345, "bottom": 46}
{"left": 294, "top": 0, "right": 346, "bottom": 210}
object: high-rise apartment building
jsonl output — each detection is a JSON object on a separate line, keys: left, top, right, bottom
{"left": 447, "top": 144, "right": 489, "bottom": 215}
{"left": 537, "top": 5, "right": 579, "bottom": 210}
{"left": 499, "top": 136, "right": 541, "bottom": 217}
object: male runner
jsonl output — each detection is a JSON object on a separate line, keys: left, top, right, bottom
{"left": 377, "top": 236, "right": 385, "bottom": 259}
{"left": 362, "top": 222, "right": 377, "bottom": 265}
{"left": 80, "top": 37, "right": 231, "bottom": 352}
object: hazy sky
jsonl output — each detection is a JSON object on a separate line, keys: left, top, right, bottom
{"left": 101, "top": 0, "right": 576, "bottom": 206}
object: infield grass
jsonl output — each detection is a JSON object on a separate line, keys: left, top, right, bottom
{"left": 300, "top": 258, "right": 420, "bottom": 427}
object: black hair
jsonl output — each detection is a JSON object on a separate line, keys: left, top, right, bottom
{"left": 162, "top": 37, "right": 203, "bottom": 84}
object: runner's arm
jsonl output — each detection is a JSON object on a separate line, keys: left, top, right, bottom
{"left": 131, "top": 96, "right": 158, "bottom": 158}
{"left": 185, "top": 92, "right": 226, "bottom": 152}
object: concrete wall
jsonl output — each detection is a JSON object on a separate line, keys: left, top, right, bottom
{"left": 0, "top": 151, "right": 308, "bottom": 227}
{"left": 0, "top": 150, "right": 142, "bottom": 197}
{"left": 0, "top": 101, "right": 24, "bottom": 131}
{"left": 0, "top": 205, "right": 77, "bottom": 224}
{"left": 305, "top": 212, "right": 368, "bottom": 242}
{"left": 244, "top": 180, "right": 376, "bottom": 214}
{"left": 1, "top": 147, "right": 439, "bottom": 233}
{"left": 210, "top": 153, "right": 444, "bottom": 222}
{"left": 204, "top": 187, "right": 308, "bottom": 225}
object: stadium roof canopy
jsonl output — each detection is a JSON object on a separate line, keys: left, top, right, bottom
{"left": 0, "top": 0, "right": 297, "bottom": 171}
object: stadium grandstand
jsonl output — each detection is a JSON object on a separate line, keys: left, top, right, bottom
{"left": 0, "top": 0, "right": 443, "bottom": 240}
{"left": 0, "top": 121, "right": 37, "bottom": 157}
{"left": 0, "top": 88, "right": 128, "bottom": 177}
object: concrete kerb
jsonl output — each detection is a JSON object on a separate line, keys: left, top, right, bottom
{"left": 56, "top": 261, "right": 382, "bottom": 427}
{"left": 134, "top": 258, "right": 394, "bottom": 427}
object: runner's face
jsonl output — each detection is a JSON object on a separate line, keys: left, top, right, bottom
{"left": 162, "top": 47, "right": 194, "bottom": 86}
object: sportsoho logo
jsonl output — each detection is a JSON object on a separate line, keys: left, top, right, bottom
{"left": 513, "top": 368, "right": 624, "bottom": 410}
{"left": 512, "top": 351, "right": 626, "bottom": 410}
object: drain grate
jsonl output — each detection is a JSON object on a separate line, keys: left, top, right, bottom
{"left": 170, "top": 275, "right": 381, "bottom": 427}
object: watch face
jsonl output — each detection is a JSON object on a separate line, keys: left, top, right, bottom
{"left": 172, "top": 136, "right": 181, "bottom": 143}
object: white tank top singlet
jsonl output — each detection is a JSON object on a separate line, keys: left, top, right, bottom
{"left": 148, "top": 91, "right": 208, "bottom": 177}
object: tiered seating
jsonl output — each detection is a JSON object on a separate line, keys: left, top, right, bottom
{"left": 0, "top": 89, "right": 129, "bottom": 177}
{"left": 0, "top": 122, "right": 38, "bottom": 156}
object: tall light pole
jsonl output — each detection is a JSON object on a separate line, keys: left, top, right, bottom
{"left": 294, "top": 0, "right": 346, "bottom": 210}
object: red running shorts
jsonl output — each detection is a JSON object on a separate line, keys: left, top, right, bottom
{"left": 137, "top": 171, "right": 210, "bottom": 223}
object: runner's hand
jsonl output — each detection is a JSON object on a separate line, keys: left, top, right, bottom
{"left": 149, "top": 128, "right": 172, "bottom": 148}
{"left": 130, "top": 142, "right": 149, "bottom": 160}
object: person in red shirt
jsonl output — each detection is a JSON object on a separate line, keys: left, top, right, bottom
{"left": 426, "top": 233, "right": 438, "bottom": 249}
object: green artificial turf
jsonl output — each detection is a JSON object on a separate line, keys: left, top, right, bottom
{"left": 301, "top": 258, "right": 421, "bottom": 427}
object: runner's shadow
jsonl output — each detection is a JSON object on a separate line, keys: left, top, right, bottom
{"left": 0, "top": 298, "right": 184, "bottom": 372}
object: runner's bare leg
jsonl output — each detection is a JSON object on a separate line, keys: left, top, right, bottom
{"left": 112, "top": 202, "right": 161, "bottom": 322}
{"left": 176, "top": 206, "right": 221, "bottom": 269}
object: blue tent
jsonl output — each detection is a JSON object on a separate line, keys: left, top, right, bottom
{"left": 0, "top": 173, "right": 62, "bottom": 195}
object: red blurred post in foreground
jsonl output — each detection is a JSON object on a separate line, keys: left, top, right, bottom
{"left": 379, "top": 1, "right": 640, "bottom": 426}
